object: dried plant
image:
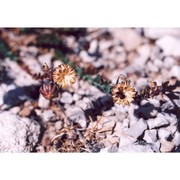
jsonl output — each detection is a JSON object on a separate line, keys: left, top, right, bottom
{"left": 111, "top": 75, "right": 137, "bottom": 105}
{"left": 33, "top": 63, "right": 77, "bottom": 100}
{"left": 51, "top": 115, "right": 113, "bottom": 152}
{"left": 53, "top": 64, "right": 76, "bottom": 88}
{"left": 111, "top": 74, "right": 175, "bottom": 106}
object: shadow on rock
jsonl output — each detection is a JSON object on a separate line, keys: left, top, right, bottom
{"left": 83, "top": 95, "right": 114, "bottom": 121}
{"left": 3, "top": 85, "right": 40, "bottom": 109}
{"left": 161, "top": 80, "right": 180, "bottom": 132}
{"left": 134, "top": 102, "right": 160, "bottom": 120}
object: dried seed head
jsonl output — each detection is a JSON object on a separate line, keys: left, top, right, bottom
{"left": 53, "top": 64, "right": 76, "bottom": 88}
{"left": 111, "top": 81, "right": 137, "bottom": 105}
{"left": 39, "top": 81, "right": 59, "bottom": 100}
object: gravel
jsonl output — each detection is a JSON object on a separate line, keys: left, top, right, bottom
{"left": 1, "top": 28, "right": 180, "bottom": 153}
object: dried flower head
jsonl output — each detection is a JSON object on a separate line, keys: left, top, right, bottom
{"left": 52, "top": 64, "right": 76, "bottom": 88}
{"left": 39, "top": 81, "right": 59, "bottom": 100}
{"left": 111, "top": 80, "right": 137, "bottom": 105}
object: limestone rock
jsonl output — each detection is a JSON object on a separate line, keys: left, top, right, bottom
{"left": 66, "top": 106, "right": 87, "bottom": 128}
{"left": 147, "top": 113, "right": 170, "bottom": 129}
{"left": 144, "top": 129, "right": 157, "bottom": 143}
{"left": 118, "top": 144, "right": 154, "bottom": 152}
{"left": 156, "top": 36, "right": 180, "bottom": 57}
{"left": 0, "top": 111, "right": 41, "bottom": 152}
{"left": 125, "top": 118, "right": 147, "bottom": 139}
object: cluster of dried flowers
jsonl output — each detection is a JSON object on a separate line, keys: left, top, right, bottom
{"left": 37, "top": 63, "right": 163, "bottom": 106}
{"left": 111, "top": 75, "right": 163, "bottom": 105}
{"left": 37, "top": 63, "right": 77, "bottom": 100}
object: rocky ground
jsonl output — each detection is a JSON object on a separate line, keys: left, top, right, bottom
{"left": 0, "top": 28, "right": 180, "bottom": 152}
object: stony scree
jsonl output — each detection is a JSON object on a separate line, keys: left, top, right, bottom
{"left": 160, "top": 140, "right": 175, "bottom": 153}
{"left": 119, "top": 134, "right": 136, "bottom": 147}
{"left": 156, "top": 35, "right": 180, "bottom": 57}
{"left": 118, "top": 144, "right": 154, "bottom": 152}
{"left": 147, "top": 113, "right": 170, "bottom": 129}
{"left": 0, "top": 111, "right": 41, "bottom": 152}
{"left": 158, "top": 128, "right": 172, "bottom": 141}
{"left": 60, "top": 92, "right": 73, "bottom": 104}
{"left": 109, "top": 28, "right": 144, "bottom": 51}
{"left": 125, "top": 118, "right": 147, "bottom": 139}
{"left": 38, "top": 94, "right": 50, "bottom": 109}
{"left": 144, "top": 28, "right": 180, "bottom": 39}
{"left": 65, "top": 106, "right": 87, "bottom": 128}
{"left": 40, "top": 109, "right": 56, "bottom": 122}
{"left": 1, "top": 28, "right": 180, "bottom": 153}
{"left": 143, "top": 129, "right": 157, "bottom": 143}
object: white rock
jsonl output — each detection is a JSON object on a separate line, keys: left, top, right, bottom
{"left": 53, "top": 60, "right": 63, "bottom": 68}
{"left": 88, "top": 39, "right": 98, "bottom": 54}
{"left": 5, "top": 58, "right": 39, "bottom": 86}
{"left": 72, "top": 93, "right": 81, "bottom": 101}
{"left": 158, "top": 128, "right": 171, "bottom": 140}
{"left": 137, "top": 44, "right": 151, "bottom": 59}
{"left": 22, "top": 57, "right": 42, "bottom": 74}
{"left": 9, "top": 106, "right": 21, "bottom": 114}
{"left": 165, "top": 125, "right": 177, "bottom": 135}
{"left": 0, "top": 111, "right": 40, "bottom": 152}
{"left": 55, "top": 121, "right": 63, "bottom": 130}
{"left": 129, "top": 116, "right": 139, "bottom": 127}
{"left": 163, "top": 56, "right": 175, "bottom": 69}
{"left": 75, "top": 99, "right": 93, "bottom": 110}
{"left": 164, "top": 113, "right": 177, "bottom": 126}
{"left": 144, "top": 28, "right": 180, "bottom": 39}
{"left": 153, "top": 58, "right": 163, "bottom": 68}
{"left": 118, "top": 144, "right": 154, "bottom": 152}
{"left": 173, "top": 131, "right": 180, "bottom": 146}
{"left": 99, "top": 40, "right": 114, "bottom": 52}
{"left": 125, "top": 118, "right": 147, "bottom": 139}
{"left": 146, "top": 61, "right": 159, "bottom": 73}
{"left": 60, "top": 92, "right": 73, "bottom": 104}
{"left": 113, "top": 120, "right": 123, "bottom": 132}
{"left": 119, "top": 134, "right": 136, "bottom": 147}
{"left": 106, "top": 145, "right": 119, "bottom": 153}
{"left": 150, "top": 45, "right": 161, "bottom": 60}
{"left": 66, "top": 106, "right": 87, "bottom": 128}
{"left": 122, "top": 118, "right": 130, "bottom": 130}
{"left": 169, "top": 65, "right": 180, "bottom": 79}
{"left": 113, "top": 107, "right": 127, "bottom": 122}
{"left": 150, "top": 141, "right": 161, "bottom": 152}
{"left": 109, "top": 28, "right": 144, "bottom": 51}
{"left": 79, "top": 50, "right": 95, "bottom": 63}
{"left": 156, "top": 36, "right": 180, "bottom": 57}
{"left": 147, "top": 99, "right": 160, "bottom": 107}
{"left": 133, "top": 55, "right": 148, "bottom": 69}
{"left": 147, "top": 113, "right": 170, "bottom": 129}
{"left": 100, "top": 145, "right": 118, "bottom": 153}
{"left": 160, "top": 140, "right": 175, "bottom": 152}
{"left": 20, "top": 46, "right": 39, "bottom": 57}
{"left": 38, "top": 53, "right": 53, "bottom": 67}
{"left": 40, "top": 110, "right": 55, "bottom": 122}
{"left": 38, "top": 94, "right": 50, "bottom": 108}
{"left": 144, "top": 129, "right": 157, "bottom": 143}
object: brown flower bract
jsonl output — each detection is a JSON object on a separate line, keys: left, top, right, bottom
{"left": 40, "top": 81, "right": 59, "bottom": 100}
